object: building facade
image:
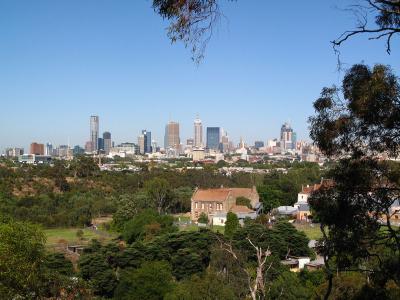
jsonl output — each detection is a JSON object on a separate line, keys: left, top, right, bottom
{"left": 190, "top": 187, "right": 259, "bottom": 222}
{"left": 164, "top": 121, "right": 180, "bottom": 150}
{"left": 90, "top": 115, "right": 99, "bottom": 152}
{"left": 103, "top": 131, "right": 112, "bottom": 154}
{"left": 206, "top": 127, "right": 220, "bottom": 151}
{"left": 30, "top": 142, "right": 45, "bottom": 155}
{"left": 194, "top": 116, "right": 203, "bottom": 148}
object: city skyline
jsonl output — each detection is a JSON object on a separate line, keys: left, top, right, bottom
{"left": 1, "top": 1, "right": 399, "bottom": 151}
{"left": 3, "top": 114, "right": 301, "bottom": 154}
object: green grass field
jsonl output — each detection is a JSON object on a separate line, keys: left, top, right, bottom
{"left": 294, "top": 223, "right": 323, "bottom": 240}
{"left": 44, "top": 228, "right": 116, "bottom": 247}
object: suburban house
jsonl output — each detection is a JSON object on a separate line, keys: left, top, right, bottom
{"left": 293, "top": 179, "right": 334, "bottom": 221}
{"left": 190, "top": 187, "right": 259, "bottom": 225}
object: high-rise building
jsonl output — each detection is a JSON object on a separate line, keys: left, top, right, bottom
{"left": 103, "top": 132, "right": 112, "bottom": 154}
{"left": 90, "top": 115, "right": 99, "bottom": 152}
{"left": 138, "top": 134, "right": 145, "bottom": 154}
{"left": 254, "top": 141, "right": 265, "bottom": 149}
{"left": 5, "top": 147, "right": 24, "bottom": 157}
{"left": 194, "top": 116, "right": 203, "bottom": 148}
{"left": 98, "top": 138, "right": 104, "bottom": 152}
{"left": 206, "top": 127, "right": 220, "bottom": 150}
{"left": 85, "top": 141, "right": 92, "bottom": 153}
{"left": 142, "top": 130, "right": 152, "bottom": 153}
{"left": 45, "top": 143, "right": 53, "bottom": 156}
{"left": 164, "top": 121, "right": 180, "bottom": 150}
{"left": 73, "top": 145, "right": 85, "bottom": 155}
{"left": 291, "top": 132, "right": 297, "bottom": 150}
{"left": 280, "top": 122, "right": 293, "bottom": 150}
{"left": 30, "top": 142, "right": 44, "bottom": 155}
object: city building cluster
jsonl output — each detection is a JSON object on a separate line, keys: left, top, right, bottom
{"left": 3, "top": 115, "right": 323, "bottom": 164}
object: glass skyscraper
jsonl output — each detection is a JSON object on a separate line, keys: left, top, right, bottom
{"left": 90, "top": 115, "right": 99, "bottom": 152}
{"left": 206, "top": 127, "right": 220, "bottom": 150}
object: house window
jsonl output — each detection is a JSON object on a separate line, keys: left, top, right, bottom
{"left": 209, "top": 203, "right": 213, "bottom": 209}
{"left": 201, "top": 203, "right": 204, "bottom": 210}
{"left": 195, "top": 202, "right": 198, "bottom": 209}
{"left": 216, "top": 204, "right": 220, "bottom": 210}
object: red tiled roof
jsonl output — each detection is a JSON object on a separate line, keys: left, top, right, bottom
{"left": 192, "top": 189, "right": 231, "bottom": 202}
{"left": 300, "top": 179, "right": 334, "bottom": 194}
{"left": 192, "top": 187, "right": 257, "bottom": 202}
{"left": 230, "top": 205, "right": 254, "bottom": 214}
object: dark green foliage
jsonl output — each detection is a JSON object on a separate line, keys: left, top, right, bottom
{"left": 268, "top": 271, "right": 313, "bottom": 300}
{"left": 225, "top": 212, "right": 239, "bottom": 239}
{"left": 70, "top": 155, "right": 100, "bottom": 178}
{"left": 232, "top": 222, "right": 310, "bottom": 260}
{"left": 44, "top": 253, "right": 74, "bottom": 276}
{"left": 171, "top": 248, "right": 204, "bottom": 280}
{"left": 114, "top": 261, "right": 174, "bottom": 300}
{"left": 116, "top": 231, "right": 214, "bottom": 280}
{"left": 258, "top": 162, "right": 321, "bottom": 207}
{"left": 198, "top": 212, "right": 208, "bottom": 224}
{"left": 273, "top": 221, "right": 311, "bottom": 258}
{"left": 236, "top": 196, "right": 252, "bottom": 208}
{"left": 165, "top": 270, "right": 237, "bottom": 300}
{"left": 78, "top": 244, "right": 119, "bottom": 298}
{"left": 122, "top": 209, "right": 177, "bottom": 244}
{"left": 309, "top": 64, "right": 400, "bottom": 297}
{"left": 0, "top": 218, "right": 46, "bottom": 298}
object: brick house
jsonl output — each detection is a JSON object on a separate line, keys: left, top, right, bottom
{"left": 190, "top": 187, "right": 259, "bottom": 221}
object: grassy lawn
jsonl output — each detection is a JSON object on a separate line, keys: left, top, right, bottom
{"left": 294, "top": 223, "right": 322, "bottom": 240}
{"left": 44, "top": 227, "right": 116, "bottom": 248}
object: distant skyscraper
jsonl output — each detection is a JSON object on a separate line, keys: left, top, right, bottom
{"left": 98, "top": 138, "right": 104, "bottom": 152}
{"left": 73, "top": 145, "right": 85, "bottom": 155}
{"left": 90, "top": 115, "right": 99, "bottom": 152}
{"left": 142, "top": 130, "right": 152, "bottom": 153}
{"left": 291, "top": 132, "right": 297, "bottom": 149}
{"left": 206, "top": 127, "right": 220, "bottom": 150}
{"left": 194, "top": 116, "right": 203, "bottom": 148}
{"left": 103, "top": 132, "right": 112, "bottom": 154}
{"left": 138, "top": 135, "right": 145, "bottom": 154}
{"left": 30, "top": 142, "right": 44, "bottom": 155}
{"left": 254, "top": 141, "right": 264, "bottom": 149}
{"left": 164, "top": 121, "right": 180, "bottom": 150}
{"left": 280, "top": 122, "right": 293, "bottom": 150}
{"left": 45, "top": 143, "right": 53, "bottom": 156}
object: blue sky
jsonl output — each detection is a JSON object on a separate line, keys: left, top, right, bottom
{"left": 1, "top": 0, "right": 399, "bottom": 151}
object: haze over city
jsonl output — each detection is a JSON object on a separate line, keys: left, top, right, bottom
{"left": 1, "top": 0, "right": 400, "bottom": 151}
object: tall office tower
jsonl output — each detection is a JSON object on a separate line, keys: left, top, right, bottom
{"left": 206, "top": 127, "right": 220, "bottom": 150}
{"left": 90, "top": 115, "right": 99, "bottom": 152}
{"left": 221, "top": 135, "right": 229, "bottom": 153}
{"left": 142, "top": 130, "right": 152, "bottom": 153}
{"left": 164, "top": 121, "right": 180, "bottom": 150}
{"left": 45, "top": 143, "right": 53, "bottom": 156}
{"left": 103, "top": 132, "right": 112, "bottom": 154}
{"left": 291, "top": 132, "right": 297, "bottom": 150}
{"left": 194, "top": 116, "right": 203, "bottom": 148}
{"left": 151, "top": 140, "right": 157, "bottom": 153}
{"left": 30, "top": 142, "right": 45, "bottom": 155}
{"left": 138, "top": 134, "right": 145, "bottom": 154}
{"left": 98, "top": 138, "right": 104, "bottom": 152}
{"left": 280, "top": 122, "right": 293, "bottom": 150}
